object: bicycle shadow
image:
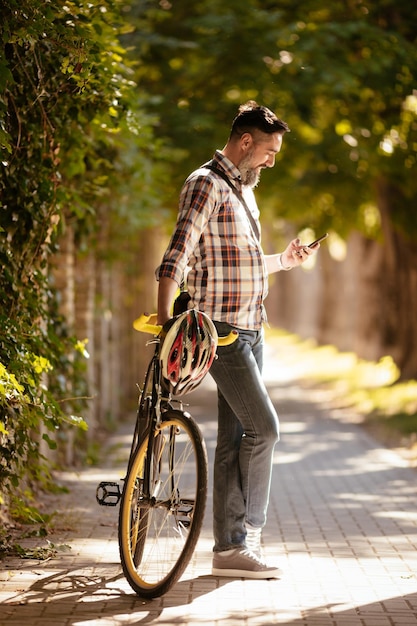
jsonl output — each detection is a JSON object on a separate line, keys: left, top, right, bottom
{"left": 3, "top": 563, "right": 230, "bottom": 625}
{"left": 6, "top": 565, "right": 417, "bottom": 626}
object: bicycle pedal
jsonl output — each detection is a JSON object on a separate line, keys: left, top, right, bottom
{"left": 96, "top": 481, "right": 122, "bottom": 506}
{"left": 175, "top": 503, "right": 194, "bottom": 527}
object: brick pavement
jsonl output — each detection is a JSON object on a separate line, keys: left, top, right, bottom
{"left": 1, "top": 343, "right": 417, "bottom": 625}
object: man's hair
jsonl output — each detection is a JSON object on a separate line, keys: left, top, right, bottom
{"left": 229, "top": 100, "right": 290, "bottom": 139}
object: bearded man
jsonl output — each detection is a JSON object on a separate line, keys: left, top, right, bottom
{"left": 157, "top": 101, "right": 317, "bottom": 578}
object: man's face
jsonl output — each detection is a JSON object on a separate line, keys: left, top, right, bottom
{"left": 238, "top": 132, "right": 283, "bottom": 187}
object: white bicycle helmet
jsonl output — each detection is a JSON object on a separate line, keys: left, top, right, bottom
{"left": 159, "top": 309, "right": 218, "bottom": 396}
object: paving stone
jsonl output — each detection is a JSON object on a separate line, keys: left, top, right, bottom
{"left": 1, "top": 346, "right": 417, "bottom": 625}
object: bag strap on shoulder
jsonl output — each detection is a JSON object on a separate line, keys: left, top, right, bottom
{"left": 204, "top": 161, "right": 260, "bottom": 242}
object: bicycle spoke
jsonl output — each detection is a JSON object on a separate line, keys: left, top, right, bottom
{"left": 119, "top": 410, "right": 207, "bottom": 598}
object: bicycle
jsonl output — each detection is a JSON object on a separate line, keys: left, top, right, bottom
{"left": 96, "top": 310, "right": 237, "bottom": 598}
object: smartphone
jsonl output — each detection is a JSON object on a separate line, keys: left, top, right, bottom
{"left": 308, "top": 233, "right": 329, "bottom": 248}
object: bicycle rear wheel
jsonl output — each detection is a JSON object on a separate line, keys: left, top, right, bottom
{"left": 118, "top": 409, "right": 208, "bottom": 598}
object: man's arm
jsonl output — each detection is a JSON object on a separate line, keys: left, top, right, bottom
{"left": 157, "top": 276, "right": 179, "bottom": 326}
{"left": 264, "top": 238, "right": 318, "bottom": 274}
{"left": 156, "top": 174, "right": 217, "bottom": 326}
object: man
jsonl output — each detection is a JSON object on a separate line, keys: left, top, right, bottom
{"left": 157, "top": 101, "right": 318, "bottom": 579}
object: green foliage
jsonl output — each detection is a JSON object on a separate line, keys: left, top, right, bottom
{"left": 0, "top": 487, "right": 72, "bottom": 559}
{"left": 270, "top": 5, "right": 417, "bottom": 236}
{"left": 5, "top": 540, "right": 72, "bottom": 560}
{"left": 0, "top": 507, "right": 72, "bottom": 559}
{"left": 124, "top": 0, "right": 417, "bottom": 238}
{"left": 0, "top": 313, "right": 88, "bottom": 501}
{"left": 0, "top": 0, "right": 161, "bottom": 505}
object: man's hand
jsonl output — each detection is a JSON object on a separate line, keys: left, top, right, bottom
{"left": 281, "top": 238, "right": 318, "bottom": 269}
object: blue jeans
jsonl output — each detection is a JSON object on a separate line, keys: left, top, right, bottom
{"left": 209, "top": 322, "right": 280, "bottom": 552}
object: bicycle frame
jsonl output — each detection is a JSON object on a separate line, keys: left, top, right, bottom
{"left": 132, "top": 339, "right": 167, "bottom": 506}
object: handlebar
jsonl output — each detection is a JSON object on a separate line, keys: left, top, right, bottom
{"left": 133, "top": 313, "right": 238, "bottom": 346}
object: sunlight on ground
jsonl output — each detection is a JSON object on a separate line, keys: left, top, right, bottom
{"left": 264, "top": 328, "right": 417, "bottom": 421}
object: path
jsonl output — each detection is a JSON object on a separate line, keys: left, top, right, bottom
{"left": 1, "top": 342, "right": 417, "bottom": 625}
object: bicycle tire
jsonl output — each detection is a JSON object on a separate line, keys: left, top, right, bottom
{"left": 118, "top": 409, "right": 208, "bottom": 598}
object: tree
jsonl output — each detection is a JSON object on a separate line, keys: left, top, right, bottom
{"left": 124, "top": 0, "right": 417, "bottom": 376}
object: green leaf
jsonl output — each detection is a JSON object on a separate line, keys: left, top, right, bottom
{"left": 42, "top": 433, "right": 57, "bottom": 450}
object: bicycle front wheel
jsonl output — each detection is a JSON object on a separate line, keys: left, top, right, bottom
{"left": 118, "top": 409, "right": 208, "bottom": 598}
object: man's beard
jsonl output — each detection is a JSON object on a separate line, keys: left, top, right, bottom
{"left": 238, "top": 151, "right": 262, "bottom": 188}
{"left": 238, "top": 150, "right": 261, "bottom": 188}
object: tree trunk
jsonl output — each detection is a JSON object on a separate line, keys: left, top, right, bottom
{"left": 51, "top": 225, "right": 77, "bottom": 465}
{"left": 120, "top": 227, "right": 166, "bottom": 412}
{"left": 75, "top": 250, "right": 97, "bottom": 441}
{"left": 376, "top": 177, "right": 417, "bottom": 379}
{"left": 266, "top": 222, "right": 417, "bottom": 380}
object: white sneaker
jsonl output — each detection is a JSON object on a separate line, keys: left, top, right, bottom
{"left": 212, "top": 548, "right": 281, "bottom": 579}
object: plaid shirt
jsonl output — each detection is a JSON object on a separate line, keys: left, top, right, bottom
{"left": 158, "top": 151, "right": 268, "bottom": 330}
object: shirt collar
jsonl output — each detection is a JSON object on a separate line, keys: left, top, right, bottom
{"left": 212, "top": 150, "right": 242, "bottom": 184}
